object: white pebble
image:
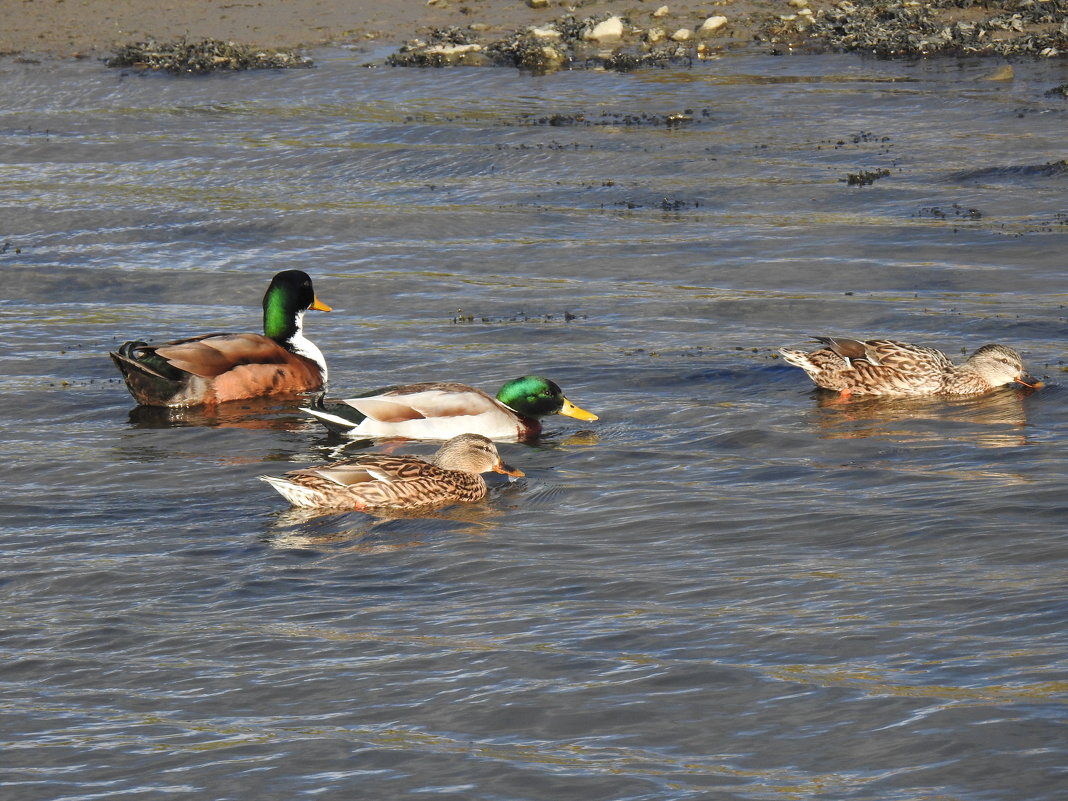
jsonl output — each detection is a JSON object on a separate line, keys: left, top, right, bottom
{"left": 699, "top": 16, "right": 728, "bottom": 35}
{"left": 425, "top": 43, "right": 483, "bottom": 55}
{"left": 670, "top": 28, "right": 692, "bottom": 42}
{"left": 585, "top": 16, "right": 625, "bottom": 42}
{"left": 530, "top": 26, "right": 561, "bottom": 39}
{"left": 652, "top": 5, "right": 670, "bottom": 17}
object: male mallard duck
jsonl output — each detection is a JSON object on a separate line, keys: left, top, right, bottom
{"left": 303, "top": 375, "right": 598, "bottom": 441}
{"left": 110, "top": 270, "right": 331, "bottom": 407}
{"left": 780, "top": 336, "right": 1036, "bottom": 397}
{"left": 260, "top": 433, "right": 524, "bottom": 511}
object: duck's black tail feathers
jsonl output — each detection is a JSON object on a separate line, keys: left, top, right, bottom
{"left": 301, "top": 395, "right": 367, "bottom": 435}
{"left": 109, "top": 341, "right": 186, "bottom": 405}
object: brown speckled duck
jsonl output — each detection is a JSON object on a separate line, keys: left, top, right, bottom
{"left": 780, "top": 337, "right": 1036, "bottom": 397}
{"left": 110, "top": 270, "right": 330, "bottom": 407}
{"left": 260, "top": 433, "right": 524, "bottom": 512}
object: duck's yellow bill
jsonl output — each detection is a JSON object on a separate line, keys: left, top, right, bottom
{"left": 311, "top": 296, "right": 332, "bottom": 312}
{"left": 1016, "top": 375, "right": 1042, "bottom": 389}
{"left": 494, "top": 461, "right": 525, "bottom": 478}
{"left": 559, "top": 397, "right": 598, "bottom": 421}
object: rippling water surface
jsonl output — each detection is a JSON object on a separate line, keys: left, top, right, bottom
{"left": 2, "top": 47, "right": 1066, "bottom": 800}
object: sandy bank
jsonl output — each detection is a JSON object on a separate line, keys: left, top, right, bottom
{"left": 2, "top": 0, "right": 1065, "bottom": 63}
{"left": 2, "top": 0, "right": 776, "bottom": 57}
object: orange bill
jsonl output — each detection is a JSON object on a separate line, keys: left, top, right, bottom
{"left": 310, "top": 296, "right": 332, "bottom": 312}
{"left": 494, "top": 460, "right": 525, "bottom": 478}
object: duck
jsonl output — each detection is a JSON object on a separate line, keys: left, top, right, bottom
{"left": 779, "top": 336, "right": 1037, "bottom": 397}
{"left": 110, "top": 270, "right": 331, "bottom": 407}
{"left": 260, "top": 433, "right": 524, "bottom": 511}
{"left": 302, "top": 375, "right": 598, "bottom": 441}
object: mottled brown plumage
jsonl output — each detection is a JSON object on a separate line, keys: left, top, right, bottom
{"left": 780, "top": 338, "right": 1033, "bottom": 397}
{"left": 260, "top": 434, "right": 524, "bottom": 512}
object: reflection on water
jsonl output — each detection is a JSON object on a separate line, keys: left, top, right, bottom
{"left": 302, "top": 429, "right": 602, "bottom": 465}
{"left": 808, "top": 386, "right": 1035, "bottom": 447}
{"left": 265, "top": 495, "right": 509, "bottom": 549}
{"left": 125, "top": 395, "right": 322, "bottom": 431}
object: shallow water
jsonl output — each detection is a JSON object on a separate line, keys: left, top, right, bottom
{"left": 1, "top": 47, "right": 1067, "bottom": 801}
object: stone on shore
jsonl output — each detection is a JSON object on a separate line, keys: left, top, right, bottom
{"left": 699, "top": 16, "right": 728, "bottom": 36}
{"left": 585, "top": 16, "right": 625, "bottom": 43}
{"left": 426, "top": 42, "right": 483, "bottom": 56}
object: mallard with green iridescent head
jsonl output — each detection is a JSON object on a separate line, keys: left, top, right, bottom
{"left": 303, "top": 375, "right": 598, "bottom": 441}
{"left": 110, "top": 270, "right": 331, "bottom": 407}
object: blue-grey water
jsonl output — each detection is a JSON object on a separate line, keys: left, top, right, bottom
{"left": 2, "top": 47, "right": 1067, "bottom": 801}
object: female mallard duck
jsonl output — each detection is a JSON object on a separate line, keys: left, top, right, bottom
{"left": 260, "top": 433, "right": 524, "bottom": 511}
{"left": 780, "top": 336, "right": 1037, "bottom": 397}
{"left": 110, "top": 270, "right": 331, "bottom": 407}
{"left": 303, "top": 375, "right": 598, "bottom": 441}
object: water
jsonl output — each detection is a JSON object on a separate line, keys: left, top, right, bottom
{"left": 2, "top": 47, "right": 1067, "bottom": 800}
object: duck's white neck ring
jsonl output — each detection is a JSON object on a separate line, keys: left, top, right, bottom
{"left": 285, "top": 310, "right": 328, "bottom": 381}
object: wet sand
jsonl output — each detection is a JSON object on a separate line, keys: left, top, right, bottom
{"left": 1, "top": 0, "right": 781, "bottom": 57}
{"left": 6, "top": 0, "right": 1064, "bottom": 62}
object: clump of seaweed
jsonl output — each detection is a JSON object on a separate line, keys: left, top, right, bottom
{"left": 916, "top": 204, "right": 983, "bottom": 220}
{"left": 481, "top": 28, "right": 572, "bottom": 72}
{"left": 452, "top": 309, "right": 585, "bottom": 324}
{"left": 759, "top": 0, "right": 1068, "bottom": 58}
{"left": 386, "top": 27, "right": 489, "bottom": 67}
{"left": 509, "top": 109, "right": 699, "bottom": 127}
{"left": 843, "top": 167, "right": 891, "bottom": 186}
{"left": 389, "top": 15, "right": 703, "bottom": 74}
{"left": 106, "top": 39, "right": 313, "bottom": 73}
{"left": 950, "top": 160, "right": 1068, "bottom": 182}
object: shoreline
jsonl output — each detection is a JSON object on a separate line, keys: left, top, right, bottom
{"left": 3, "top": 0, "right": 1066, "bottom": 64}
{"left": 2, "top": 0, "right": 785, "bottom": 59}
